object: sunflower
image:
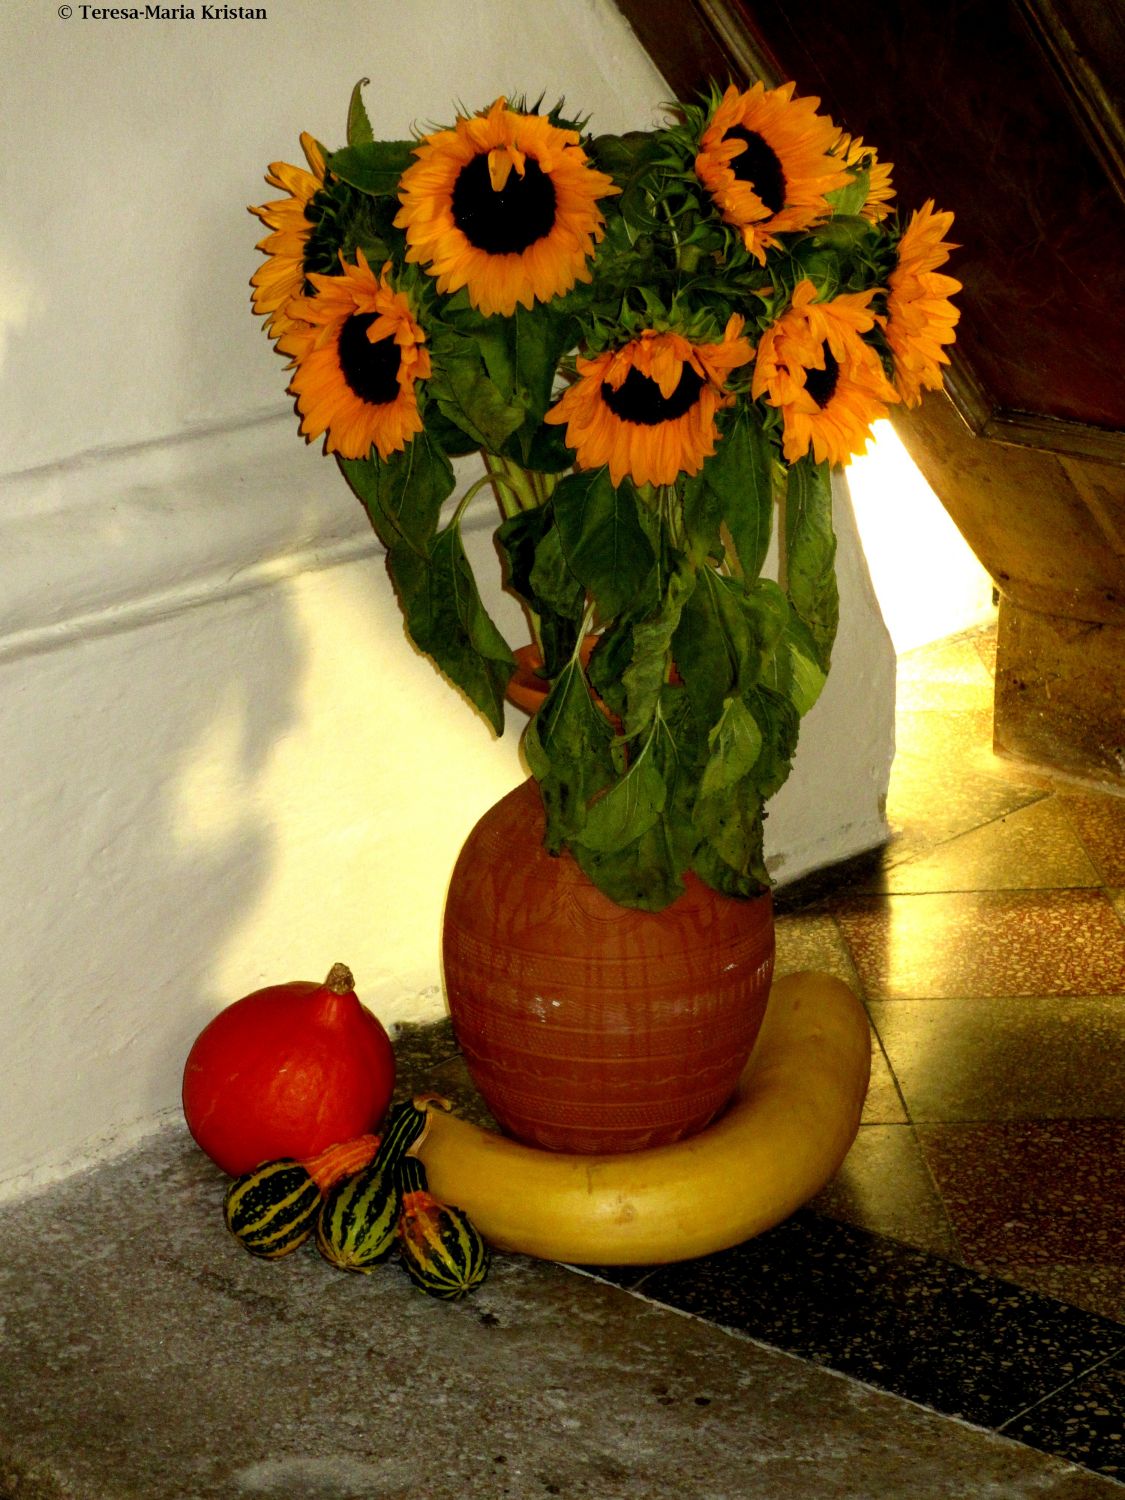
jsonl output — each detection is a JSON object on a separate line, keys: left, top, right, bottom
{"left": 545, "top": 318, "right": 753, "bottom": 488}
{"left": 882, "top": 201, "right": 961, "bottom": 407}
{"left": 394, "top": 97, "right": 619, "bottom": 317}
{"left": 250, "top": 131, "right": 327, "bottom": 339}
{"left": 695, "top": 83, "right": 853, "bottom": 264}
{"left": 832, "top": 131, "right": 895, "bottom": 223}
{"left": 752, "top": 280, "right": 899, "bottom": 467}
{"left": 278, "top": 250, "right": 431, "bottom": 462}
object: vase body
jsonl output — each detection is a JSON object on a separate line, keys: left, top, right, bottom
{"left": 442, "top": 778, "right": 775, "bottom": 1154}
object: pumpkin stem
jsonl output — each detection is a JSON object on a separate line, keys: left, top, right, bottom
{"left": 413, "top": 1091, "right": 454, "bottom": 1113}
{"left": 304, "top": 1133, "right": 381, "bottom": 1191}
{"left": 323, "top": 963, "right": 355, "bottom": 995}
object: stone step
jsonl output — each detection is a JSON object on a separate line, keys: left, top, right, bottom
{"left": 0, "top": 1126, "right": 1116, "bottom": 1499}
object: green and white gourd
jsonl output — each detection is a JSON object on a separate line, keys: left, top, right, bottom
{"left": 315, "top": 1102, "right": 428, "bottom": 1273}
{"left": 223, "top": 1159, "right": 321, "bottom": 1260}
{"left": 396, "top": 1154, "right": 490, "bottom": 1299}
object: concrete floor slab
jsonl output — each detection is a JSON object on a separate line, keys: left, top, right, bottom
{"left": 0, "top": 1128, "right": 1117, "bottom": 1500}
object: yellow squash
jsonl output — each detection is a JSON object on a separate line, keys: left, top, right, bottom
{"left": 409, "top": 970, "right": 871, "bottom": 1265}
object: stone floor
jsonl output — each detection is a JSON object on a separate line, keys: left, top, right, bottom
{"left": 2, "top": 622, "right": 1123, "bottom": 1498}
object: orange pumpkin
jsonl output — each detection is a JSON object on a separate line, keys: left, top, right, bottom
{"left": 182, "top": 963, "right": 395, "bottom": 1175}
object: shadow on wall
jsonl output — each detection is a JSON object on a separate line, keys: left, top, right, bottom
{"left": 0, "top": 523, "right": 532, "bottom": 1199}
{"left": 0, "top": 581, "right": 303, "bottom": 1194}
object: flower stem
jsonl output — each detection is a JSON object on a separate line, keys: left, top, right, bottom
{"left": 481, "top": 451, "right": 544, "bottom": 516}
{"left": 452, "top": 472, "right": 506, "bottom": 527}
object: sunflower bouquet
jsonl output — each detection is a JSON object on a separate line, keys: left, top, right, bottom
{"left": 251, "top": 80, "right": 960, "bottom": 912}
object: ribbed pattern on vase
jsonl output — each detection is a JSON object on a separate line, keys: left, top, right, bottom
{"left": 442, "top": 778, "right": 775, "bottom": 1153}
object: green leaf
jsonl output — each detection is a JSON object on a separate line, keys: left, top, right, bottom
{"left": 671, "top": 569, "right": 749, "bottom": 733}
{"left": 571, "top": 818, "right": 684, "bottom": 911}
{"left": 692, "top": 692, "right": 770, "bottom": 894}
{"left": 621, "top": 565, "right": 696, "bottom": 738}
{"left": 496, "top": 507, "right": 549, "bottom": 607}
{"left": 826, "top": 166, "right": 871, "bottom": 218}
{"left": 328, "top": 140, "right": 416, "bottom": 197}
{"left": 568, "top": 708, "right": 694, "bottom": 910}
{"left": 346, "top": 78, "right": 374, "bottom": 147}
{"left": 785, "top": 458, "right": 839, "bottom": 673}
{"left": 702, "top": 410, "right": 774, "bottom": 579}
{"left": 692, "top": 801, "right": 769, "bottom": 899}
{"left": 552, "top": 469, "right": 657, "bottom": 622}
{"left": 698, "top": 695, "right": 763, "bottom": 802}
{"left": 470, "top": 319, "right": 517, "bottom": 402}
{"left": 420, "top": 405, "right": 481, "bottom": 458}
{"left": 786, "top": 612, "right": 829, "bottom": 716}
{"left": 388, "top": 522, "right": 514, "bottom": 735}
{"left": 586, "top": 622, "right": 633, "bottom": 719}
{"left": 575, "top": 752, "right": 666, "bottom": 854}
{"left": 744, "top": 579, "right": 792, "bottom": 694}
{"left": 429, "top": 332, "right": 526, "bottom": 451}
{"left": 513, "top": 303, "right": 576, "bottom": 421}
{"left": 530, "top": 525, "right": 586, "bottom": 675}
{"left": 529, "top": 524, "right": 586, "bottom": 622}
{"left": 741, "top": 685, "right": 801, "bottom": 799}
{"left": 509, "top": 420, "right": 576, "bottom": 474}
{"left": 523, "top": 656, "right": 615, "bottom": 848}
{"left": 680, "top": 470, "right": 723, "bottom": 569}
{"left": 338, "top": 433, "right": 454, "bottom": 554}
{"left": 587, "top": 130, "right": 663, "bottom": 182}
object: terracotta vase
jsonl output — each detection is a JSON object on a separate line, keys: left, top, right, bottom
{"left": 442, "top": 777, "right": 775, "bottom": 1154}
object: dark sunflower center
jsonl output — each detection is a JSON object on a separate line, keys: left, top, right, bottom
{"left": 804, "top": 344, "right": 840, "bottom": 408}
{"left": 600, "top": 364, "right": 706, "bottom": 426}
{"left": 337, "top": 314, "right": 402, "bottom": 406}
{"left": 725, "top": 126, "right": 787, "bottom": 215}
{"left": 451, "top": 153, "right": 558, "bottom": 254}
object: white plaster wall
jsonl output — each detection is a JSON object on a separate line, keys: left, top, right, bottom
{"left": 0, "top": 0, "right": 894, "bottom": 1198}
{"left": 849, "top": 422, "right": 997, "bottom": 654}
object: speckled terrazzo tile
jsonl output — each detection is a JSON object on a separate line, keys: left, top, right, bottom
{"left": 1059, "top": 792, "right": 1125, "bottom": 885}
{"left": 620, "top": 1210, "right": 1125, "bottom": 1450}
{"left": 916, "top": 1122, "right": 1125, "bottom": 1322}
{"left": 389, "top": 1014, "right": 460, "bottom": 1090}
{"left": 868, "top": 797, "right": 1102, "bottom": 896}
{"left": 808, "top": 1123, "right": 960, "bottom": 1257}
{"left": 773, "top": 909, "right": 863, "bottom": 987}
{"left": 895, "top": 636, "right": 997, "bottom": 713}
{"left": 418, "top": 1051, "right": 501, "bottom": 1130}
{"left": 835, "top": 889, "right": 1125, "bottom": 999}
{"left": 973, "top": 624, "right": 1000, "bottom": 677}
{"left": 885, "top": 739, "right": 1050, "bottom": 859}
{"left": 892, "top": 704, "right": 995, "bottom": 766}
{"left": 5, "top": 1134, "right": 1120, "bottom": 1500}
{"left": 1002, "top": 1355, "right": 1125, "bottom": 1481}
{"left": 868, "top": 996, "right": 1125, "bottom": 1121}
{"left": 999, "top": 1266, "right": 1125, "bottom": 1326}
{"left": 861, "top": 1030, "right": 909, "bottom": 1124}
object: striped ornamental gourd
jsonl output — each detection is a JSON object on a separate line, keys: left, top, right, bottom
{"left": 223, "top": 1134, "right": 382, "bottom": 1260}
{"left": 224, "top": 1159, "right": 320, "bottom": 1259}
{"left": 396, "top": 1154, "right": 490, "bottom": 1299}
{"left": 315, "top": 1101, "right": 428, "bottom": 1273}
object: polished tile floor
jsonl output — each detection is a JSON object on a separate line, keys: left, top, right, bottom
{"left": 778, "top": 623, "right": 1125, "bottom": 1326}
{"left": 670, "top": 623, "right": 1125, "bottom": 1480}
{"left": 409, "top": 622, "right": 1125, "bottom": 1485}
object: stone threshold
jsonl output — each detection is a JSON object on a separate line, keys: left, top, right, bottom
{"left": 1, "top": 1093, "right": 1120, "bottom": 1497}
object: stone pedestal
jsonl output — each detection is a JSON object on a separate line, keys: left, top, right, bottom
{"left": 994, "top": 596, "right": 1125, "bottom": 786}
